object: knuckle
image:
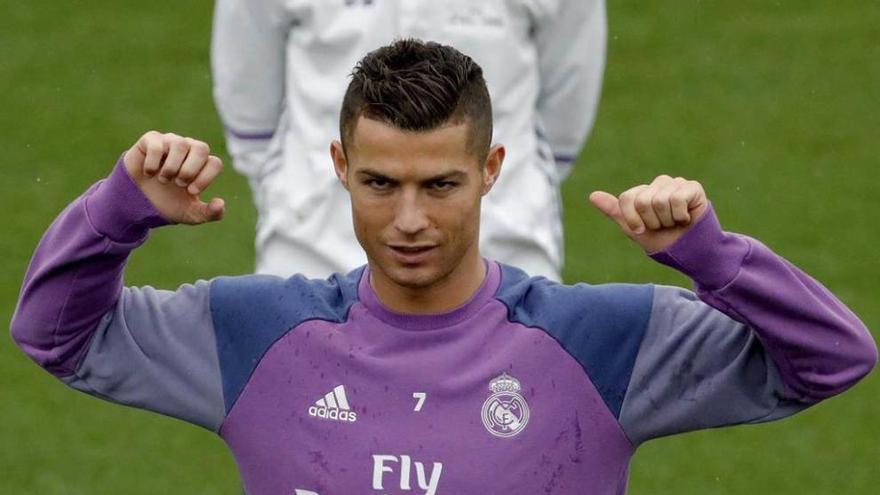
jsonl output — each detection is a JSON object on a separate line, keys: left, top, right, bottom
{"left": 192, "top": 140, "right": 210, "bottom": 155}
{"left": 634, "top": 197, "right": 652, "bottom": 213}
{"left": 619, "top": 187, "right": 642, "bottom": 202}
{"left": 146, "top": 136, "right": 163, "bottom": 149}
{"left": 170, "top": 139, "right": 187, "bottom": 152}
{"left": 159, "top": 167, "right": 176, "bottom": 177}
{"left": 146, "top": 145, "right": 163, "bottom": 159}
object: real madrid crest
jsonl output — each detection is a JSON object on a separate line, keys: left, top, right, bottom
{"left": 481, "top": 373, "right": 530, "bottom": 438}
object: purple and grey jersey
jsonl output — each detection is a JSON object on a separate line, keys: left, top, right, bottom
{"left": 11, "top": 160, "right": 877, "bottom": 494}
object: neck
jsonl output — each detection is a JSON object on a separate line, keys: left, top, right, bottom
{"left": 369, "top": 252, "right": 487, "bottom": 314}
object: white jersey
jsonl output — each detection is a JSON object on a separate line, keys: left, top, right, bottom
{"left": 212, "top": 0, "right": 607, "bottom": 280}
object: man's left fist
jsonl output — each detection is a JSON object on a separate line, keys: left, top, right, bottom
{"left": 589, "top": 175, "right": 709, "bottom": 253}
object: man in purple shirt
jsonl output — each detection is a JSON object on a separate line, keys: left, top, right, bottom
{"left": 11, "top": 40, "right": 877, "bottom": 494}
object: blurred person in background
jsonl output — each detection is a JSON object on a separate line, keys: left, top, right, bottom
{"left": 211, "top": 0, "right": 607, "bottom": 281}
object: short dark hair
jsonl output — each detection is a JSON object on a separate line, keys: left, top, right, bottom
{"left": 339, "top": 39, "right": 493, "bottom": 158}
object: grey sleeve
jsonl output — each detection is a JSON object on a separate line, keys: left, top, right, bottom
{"left": 618, "top": 286, "right": 806, "bottom": 446}
{"left": 62, "top": 280, "right": 225, "bottom": 432}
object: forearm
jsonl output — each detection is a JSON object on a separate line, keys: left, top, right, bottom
{"left": 10, "top": 157, "right": 168, "bottom": 376}
{"left": 650, "top": 206, "right": 878, "bottom": 401}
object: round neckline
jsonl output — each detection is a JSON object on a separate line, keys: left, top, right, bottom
{"left": 358, "top": 260, "right": 500, "bottom": 330}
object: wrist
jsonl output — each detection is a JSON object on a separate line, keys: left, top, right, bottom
{"left": 649, "top": 203, "right": 751, "bottom": 290}
{"left": 84, "top": 155, "right": 170, "bottom": 243}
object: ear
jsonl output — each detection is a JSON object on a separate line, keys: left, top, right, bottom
{"left": 330, "top": 140, "right": 350, "bottom": 190}
{"left": 481, "top": 144, "right": 505, "bottom": 195}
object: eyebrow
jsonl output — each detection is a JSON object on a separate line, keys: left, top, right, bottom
{"left": 356, "top": 169, "right": 395, "bottom": 182}
{"left": 357, "top": 168, "right": 468, "bottom": 184}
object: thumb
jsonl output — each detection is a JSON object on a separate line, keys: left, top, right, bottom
{"left": 203, "top": 197, "right": 226, "bottom": 223}
{"left": 187, "top": 197, "right": 226, "bottom": 224}
{"left": 589, "top": 191, "right": 628, "bottom": 231}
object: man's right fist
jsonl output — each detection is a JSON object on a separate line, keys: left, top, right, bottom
{"left": 124, "top": 131, "right": 225, "bottom": 225}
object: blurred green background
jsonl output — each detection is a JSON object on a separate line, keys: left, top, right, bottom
{"left": 1, "top": 0, "right": 877, "bottom": 493}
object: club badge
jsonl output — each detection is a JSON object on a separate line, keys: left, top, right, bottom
{"left": 481, "top": 373, "right": 530, "bottom": 438}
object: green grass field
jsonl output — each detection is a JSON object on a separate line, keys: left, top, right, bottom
{"left": 1, "top": 1, "right": 877, "bottom": 493}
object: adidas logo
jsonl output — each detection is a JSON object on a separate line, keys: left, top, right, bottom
{"left": 308, "top": 385, "right": 358, "bottom": 423}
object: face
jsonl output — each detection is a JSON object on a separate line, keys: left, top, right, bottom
{"left": 331, "top": 117, "right": 504, "bottom": 293}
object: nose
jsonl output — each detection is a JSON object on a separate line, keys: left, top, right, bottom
{"left": 393, "top": 189, "right": 429, "bottom": 235}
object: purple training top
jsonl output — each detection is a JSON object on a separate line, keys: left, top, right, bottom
{"left": 11, "top": 159, "right": 877, "bottom": 494}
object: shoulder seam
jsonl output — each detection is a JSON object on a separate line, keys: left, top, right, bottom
{"left": 490, "top": 295, "right": 638, "bottom": 448}
{"left": 216, "top": 296, "right": 360, "bottom": 425}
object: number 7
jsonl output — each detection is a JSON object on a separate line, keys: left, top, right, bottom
{"left": 412, "top": 392, "right": 427, "bottom": 412}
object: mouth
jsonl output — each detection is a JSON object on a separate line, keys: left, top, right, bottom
{"left": 387, "top": 244, "right": 437, "bottom": 264}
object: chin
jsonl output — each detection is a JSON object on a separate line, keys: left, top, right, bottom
{"left": 385, "top": 265, "right": 443, "bottom": 289}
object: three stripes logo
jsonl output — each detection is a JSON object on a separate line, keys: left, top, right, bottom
{"left": 308, "top": 385, "right": 358, "bottom": 423}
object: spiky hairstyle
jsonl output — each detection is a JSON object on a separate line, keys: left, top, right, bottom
{"left": 339, "top": 39, "right": 493, "bottom": 157}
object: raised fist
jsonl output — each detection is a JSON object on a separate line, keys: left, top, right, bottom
{"left": 123, "top": 131, "right": 226, "bottom": 225}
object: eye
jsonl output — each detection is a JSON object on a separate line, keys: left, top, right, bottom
{"left": 429, "top": 180, "right": 458, "bottom": 192}
{"left": 364, "top": 177, "right": 392, "bottom": 190}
